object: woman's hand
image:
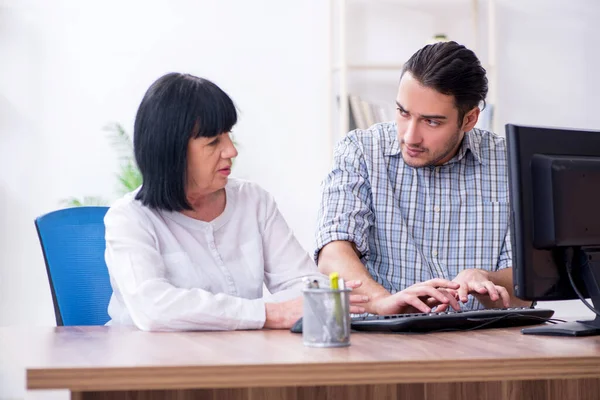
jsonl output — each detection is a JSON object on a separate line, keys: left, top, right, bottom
{"left": 264, "top": 297, "right": 303, "bottom": 329}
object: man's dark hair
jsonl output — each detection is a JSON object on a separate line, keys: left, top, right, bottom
{"left": 401, "top": 41, "right": 488, "bottom": 125}
{"left": 133, "top": 72, "right": 237, "bottom": 211}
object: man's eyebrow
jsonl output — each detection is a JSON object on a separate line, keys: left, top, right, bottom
{"left": 421, "top": 113, "right": 447, "bottom": 120}
{"left": 395, "top": 101, "right": 447, "bottom": 120}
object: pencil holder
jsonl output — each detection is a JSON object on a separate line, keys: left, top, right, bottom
{"left": 302, "top": 288, "right": 351, "bottom": 347}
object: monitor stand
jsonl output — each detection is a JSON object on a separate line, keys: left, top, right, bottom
{"left": 523, "top": 248, "right": 600, "bottom": 337}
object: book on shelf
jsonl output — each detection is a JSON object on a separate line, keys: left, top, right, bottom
{"left": 348, "top": 95, "right": 366, "bottom": 131}
{"left": 348, "top": 96, "right": 357, "bottom": 131}
{"left": 347, "top": 93, "right": 390, "bottom": 131}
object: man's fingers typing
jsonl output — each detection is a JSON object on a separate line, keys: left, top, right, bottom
{"left": 345, "top": 280, "right": 363, "bottom": 289}
{"left": 434, "top": 303, "right": 449, "bottom": 312}
{"left": 404, "top": 296, "right": 431, "bottom": 314}
{"left": 349, "top": 294, "right": 369, "bottom": 304}
{"left": 497, "top": 285, "right": 511, "bottom": 307}
{"left": 457, "top": 284, "right": 469, "bottom": 303}
{"left": 350, "top": 305, "right": 366, "bottom": 314}
{"left": 411, "top": 286, "right": 454, "bottom": 306}
{"left": 443, "top": 290, "right": 461, "bottom": 310}
{"left": 482, "top": 281, "right": 499, "bottom": 301}
{"left": 420, "top": 278, "right": 460, "bottom": 290}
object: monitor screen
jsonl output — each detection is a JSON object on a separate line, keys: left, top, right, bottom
{"left": 506, "top": 124, "right": 600, "bottom": 336}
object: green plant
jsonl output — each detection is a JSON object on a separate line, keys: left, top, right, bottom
{"left": 106, "top": 122, "right": 143, "bottom": 196}
{"left": 62, "top": 123, "right": 142, "bottom": 207}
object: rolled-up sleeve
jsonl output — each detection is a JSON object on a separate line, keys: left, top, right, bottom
{"left": 315, "top": 134, "right": 374, "bottom": 263}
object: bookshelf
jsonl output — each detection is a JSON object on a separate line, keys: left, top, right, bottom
{"left": 328, "top": 0, "right": 498, "bottom": 158}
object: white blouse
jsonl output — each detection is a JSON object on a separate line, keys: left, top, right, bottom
{"left": 104, "top": 178, "right": 327, "bottom": 331}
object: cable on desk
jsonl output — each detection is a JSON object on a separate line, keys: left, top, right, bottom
{"left": 565, "top": 247, "right": 600, "bottom": 318}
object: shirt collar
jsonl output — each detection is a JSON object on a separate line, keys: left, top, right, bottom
{"left": 385, "top": 127, "right": 483, "bottom": 165}
{"left": 459, "top": 129, "right": 483, "bottom": 164}
{"left": 383, "top": 122, "right": 401, "bottom": 156}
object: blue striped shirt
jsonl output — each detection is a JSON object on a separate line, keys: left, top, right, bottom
{"left": 315, "top": 122, "right": 511, "bottom": 310}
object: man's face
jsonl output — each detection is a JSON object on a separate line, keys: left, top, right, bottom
{"left": 395, "top": 72, "right": 471, "bottom": 168}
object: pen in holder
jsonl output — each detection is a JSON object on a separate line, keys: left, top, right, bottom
{"left": 301, "top": 284, "right": 351, "bottom": 348}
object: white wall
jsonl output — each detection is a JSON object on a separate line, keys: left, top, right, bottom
{"left": 0, "top": 0, "right": 331, "bottom": 330}
{"left": 494, "top": 0, "right": 600, "bottom": 316}
{"left": 0, "top": 0, "right": 598, "bottom": 397}
{"left": 495, "top": 0, "right": 600, "bottom": 131}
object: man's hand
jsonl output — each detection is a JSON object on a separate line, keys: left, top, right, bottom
{"left": 345, "top": 279, "right": 370, "bottom": 314}
{"left": 371, "top": 279, "right": 461, "bottom": 315}
{"left": 263, "top": 280, "right": 370, "bottom": 329}
{"left": 318, "top": 241, "right": 390, "bottom": 314}
{"left": 436, "top": 269, "right": 510, "bottom": 311}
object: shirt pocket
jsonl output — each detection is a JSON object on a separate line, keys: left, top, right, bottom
{"left": 447, "top": 201, "right": 510, "bottom": 271}
{"left": 162, "top": 252, "right": 211, "bottom": 291}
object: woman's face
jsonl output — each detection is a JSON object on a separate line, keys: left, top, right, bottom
{"left": 186, "top": 132, "right": 238, "bottom": 197}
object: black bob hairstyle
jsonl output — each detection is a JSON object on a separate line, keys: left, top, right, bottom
{"left": 133, "top": 72, "right": 237, "bottom": 211}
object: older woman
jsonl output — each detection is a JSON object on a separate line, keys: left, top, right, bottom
{"left": 104, "top": 72, "right": 369, "bottom": 331}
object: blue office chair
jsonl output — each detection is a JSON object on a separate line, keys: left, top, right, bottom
{"left": 34, "top": 206, "right": 112, "bottom": 326}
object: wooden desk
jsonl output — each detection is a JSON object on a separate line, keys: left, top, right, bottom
{"left": 1, "top": 325, "right": 600, "bottom": 400}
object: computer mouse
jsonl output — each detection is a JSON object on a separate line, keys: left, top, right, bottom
{"left": 290, "top": 317, "right": 303, "bottom": 333}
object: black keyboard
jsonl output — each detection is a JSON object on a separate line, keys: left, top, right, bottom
{"left": 350, "top": 307, "right": 555, "bottom": 333}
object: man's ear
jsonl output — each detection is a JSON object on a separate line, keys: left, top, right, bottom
{"left": 461, "top": 107, "right": 480, "bottom": 132}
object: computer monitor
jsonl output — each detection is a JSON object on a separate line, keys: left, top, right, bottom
{"left": 506, "top": 124, "right": 600, "bottom": 336}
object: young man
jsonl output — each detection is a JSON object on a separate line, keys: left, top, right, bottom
{"left": 315, "top": 41, "right": 530, "bottom": 315}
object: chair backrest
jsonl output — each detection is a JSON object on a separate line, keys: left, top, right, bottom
{"left": 34, "top": 206, "right": 112, "bottom": 326}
